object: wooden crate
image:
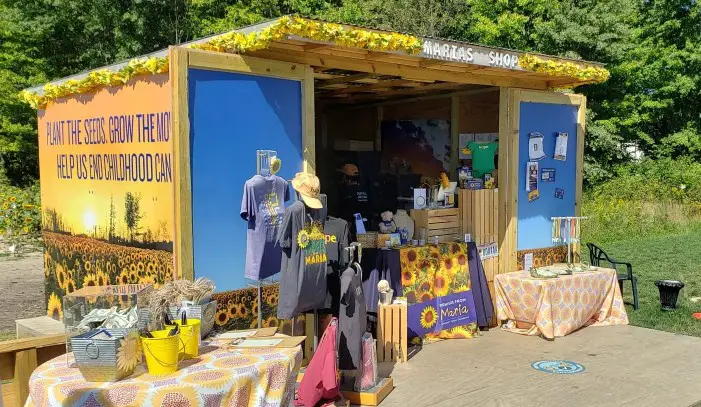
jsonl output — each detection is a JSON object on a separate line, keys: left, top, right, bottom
{"left": 376, "top": 303, "right": 408, "bottom": 363}
{"left": 409, "top": 208, "right": 460, "bottom": 243}
{"left": 458, "top": 188, "right": 499, "bottom": 245}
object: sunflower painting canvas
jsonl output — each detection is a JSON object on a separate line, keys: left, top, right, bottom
{"left": 401, "top": 243, "right": 478, "bottom": 341}
{"left": 38, "top": 75, "right": 177, "bottom": 322}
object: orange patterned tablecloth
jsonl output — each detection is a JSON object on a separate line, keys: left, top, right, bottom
{"left": 494, "top": 268, "right": 628, "bottom": 339}
{"left": 25, "top": 342, "right": 302, "bottom": 407}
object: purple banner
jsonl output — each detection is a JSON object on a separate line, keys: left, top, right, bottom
{"left": 407, "top": 290, "right": 478, "bottom": 338}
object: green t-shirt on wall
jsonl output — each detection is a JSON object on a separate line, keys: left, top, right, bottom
{"left": 467, "top": 141, "right": 498, "bottom": 178}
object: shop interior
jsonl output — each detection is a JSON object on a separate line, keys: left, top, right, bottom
{"left": 312, "top": 72, "right": 500, "bottom": 231}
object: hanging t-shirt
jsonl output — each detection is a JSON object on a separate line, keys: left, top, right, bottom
{"left": 277, "top": 201, "right": 327, "bottom": 319}
{"left": 338, "top": 265, "right": 367, "bottom": 371}
{"left": 241, "top": 174, "right": 289, "bottom": 281}
{"left": 467, "top": 141, "right": 498, "bottom": 178}
{"left": 323, "top": 217, "right": 350, "bottom": 314}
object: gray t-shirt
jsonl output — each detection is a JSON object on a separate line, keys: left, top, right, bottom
{"left": 240, "top": 174, "right": 289, "bottom": 281}
{"left": 276, "top": 201, "right": 327, "bottom": 319}
{"left": 339, "top": 265, "right": 366, "bottom": 370}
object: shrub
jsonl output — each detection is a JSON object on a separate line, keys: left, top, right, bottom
{"left": 0, "top": 182, "right": 41, "bottom": 245}
{"left": 583, "top": 158, "right": 701, "bottom": 244}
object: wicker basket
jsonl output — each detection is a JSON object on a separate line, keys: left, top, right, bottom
{"left": 357, "top": 232, "right": 378, "bottom": 249}
{"left": 167, "top": 301, "right": 217, "bottom": 338}
{"left": 71, "top": 329, "right": 136, "bottom": 382}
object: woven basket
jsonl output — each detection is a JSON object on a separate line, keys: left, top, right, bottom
{"left": 357, "top": 232, "right": 378, "bottom": 249}
{"left": 71, "top": 329, "right": 136, "bottom": 382}
{"left": 167, "top": 301, "right": 217, "bottom": 338}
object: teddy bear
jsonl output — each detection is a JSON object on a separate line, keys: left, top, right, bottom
{"left": 379, "top": 211, "right": 397, "bottom": 234}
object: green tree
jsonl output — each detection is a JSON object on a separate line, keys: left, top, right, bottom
{"left": 124, "top": 192, "right": 142, "bottom": 242}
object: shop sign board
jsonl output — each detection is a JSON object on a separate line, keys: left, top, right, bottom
{"left": 478, "top": 242, "right": 499, "bottom": 260}
{"left": 420, "top": 39, "right": 521, "bottom": 70}
{"left": 407, "top": 291, "right": 478, "bottom": 338}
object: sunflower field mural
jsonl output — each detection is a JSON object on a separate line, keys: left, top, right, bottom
{"left": 38, "top": 75, "right": 176, "bottom": 321}
{"left": 211, "top": 284, "right": 305, "bottom": 335}
{"left": 400, "top": 243, "right": 478, "bottom": 341}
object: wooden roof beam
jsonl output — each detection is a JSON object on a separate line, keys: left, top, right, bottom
{"left": 317, "top": 73, "right": 377, "bottom": 87}
{"left": 249, "top": 49, "right": 549, "bottom": 89}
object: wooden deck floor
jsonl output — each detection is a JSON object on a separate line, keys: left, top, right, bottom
{"left": 378, "top": 325, "right": 701, "bottom": 407}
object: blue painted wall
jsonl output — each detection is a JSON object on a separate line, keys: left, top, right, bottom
{"left": 188, "top": 69, "right": 303, "bottom": 291}
{"left": 517, "top": 102, "right": 578, "bottom": 250}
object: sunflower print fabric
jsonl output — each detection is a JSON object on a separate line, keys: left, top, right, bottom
{"left": 25, "top": 343, "right": 303, "bottom": 407}
{"left": 400, "top": 243, "right": 478, "bottom": 341}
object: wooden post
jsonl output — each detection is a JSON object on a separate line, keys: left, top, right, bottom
{"left": 13, "top": 349, "right": 37, "bottom": 406}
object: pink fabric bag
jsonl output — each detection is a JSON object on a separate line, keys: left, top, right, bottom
{"left": 295, "top": 318, "right": 340, "bottom": 407}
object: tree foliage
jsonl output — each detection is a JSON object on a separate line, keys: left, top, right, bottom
{"left": 0, "top": 0, "right": 698, "bottom": 186}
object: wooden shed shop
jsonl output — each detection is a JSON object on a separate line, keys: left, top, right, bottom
{"left": 23, "top": 16, "right": 609, "bottom": 331}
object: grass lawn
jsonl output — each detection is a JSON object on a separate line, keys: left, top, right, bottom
{"left": 593, "top": 229, "right": 701, "bottom": 337}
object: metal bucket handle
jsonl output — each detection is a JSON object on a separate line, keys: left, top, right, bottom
{"left": 143, "top": 337, "right": 187, "bottom": 367}
{"left": 85, "top": 341, "right": 100, "bottom": 360}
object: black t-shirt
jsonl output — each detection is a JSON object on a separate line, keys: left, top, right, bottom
{"left": 323, "top": 217, "right": 349, "bottom": 314}
{"left": 277, "top": 201, "right": 327, "bottom": 319}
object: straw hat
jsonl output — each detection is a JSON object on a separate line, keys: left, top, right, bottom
{"left": 291, "top": 172, "right": 323, "bottom": 209}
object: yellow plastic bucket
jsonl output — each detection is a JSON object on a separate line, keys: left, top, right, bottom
{"left": 165, "top": 319, "right": 201, "bottom": 360}
{"left": 141, "top": 330, "right": 180, "bottom": 376}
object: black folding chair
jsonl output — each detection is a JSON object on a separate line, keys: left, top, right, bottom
{"left": 586, "top": 243, "right": 639, "bottom": 310}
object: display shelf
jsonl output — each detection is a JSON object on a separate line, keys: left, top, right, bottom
{"left": 409, "top": 208, "right": 460, "bottom": 243}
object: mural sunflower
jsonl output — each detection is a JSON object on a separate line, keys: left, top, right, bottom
{"left": 215, "top": 310, "right": 229, "bottom": 326}
{"left": 65, "top": 279, "right": 76, "bottom": 294}
{"left": 96, "top": 271, "right": 110, "bottom": 286}
{"left": 47, "top": 292, "right": 63, "bottom": 320}
{"left": 128, "top": 270, "right": 138, "bottom": 284}
{"left": 418, "top": 291, "right": 434, "bottom": 303}
{"left": 420, "top": 306, "right": 437, "bottom": 329}
{"left": 457, "top": 253, "right": 467, "bottom": 266}
{"left": 433, "top": 271, "right": 450, "bottom": 297}
{"left": 401, "top": 269, "right": 416, "bottom": 286}
{"left": 405, "top": 290, "right": 417, "bottom": 303}
{"left": 445, "top": 326, "right": 474, "bottom": 339}
{"left": 55, "top": 264, "right": 68, "bottom": 290}
{"left": 116, "top": 331, "right": 142, "bottom": 373}
{"left": 83, "top": 273, "right": 98, "bottom": 287}
{"left": 118, "top": 270, "right": 130, "bottom": 285}
{"left": 404, "top": 249, "right": 418, "bottom": 264}
{"left": 263, "top": 317, "right": 279, "bottom": 329}
{"left": 228, "top": 303, "right": 240, "bottom": 319}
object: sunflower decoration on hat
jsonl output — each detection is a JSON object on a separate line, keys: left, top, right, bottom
{"left": 291, "top": 172, "right": 323, "bottom": 209}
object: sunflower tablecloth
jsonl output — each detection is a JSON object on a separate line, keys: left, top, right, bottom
{"left": 25, "top": 342, "right": 302, "bottom": 407}
{"left": 399, "top": 243, "right": 480, "bottom": 340}
{"left": 494, "top": 268, "right": 629, "bottom": 339}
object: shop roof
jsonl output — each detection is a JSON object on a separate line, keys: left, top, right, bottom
{"left": 24, "top": 16, "right": 609, "bottom": 103}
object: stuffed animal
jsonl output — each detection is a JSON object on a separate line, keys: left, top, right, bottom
{"left": 379, "top": 211, "right": 397, "bottom": 233}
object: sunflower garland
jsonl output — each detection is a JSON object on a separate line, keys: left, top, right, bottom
{"left": 19, "top": 17, "right": 608, "bottom": 109}
{"left": 519, "top": 54, "right": 610, "bottom": 84}
{"left": 20, "top": 16, "right": 420, "bottom": 109}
